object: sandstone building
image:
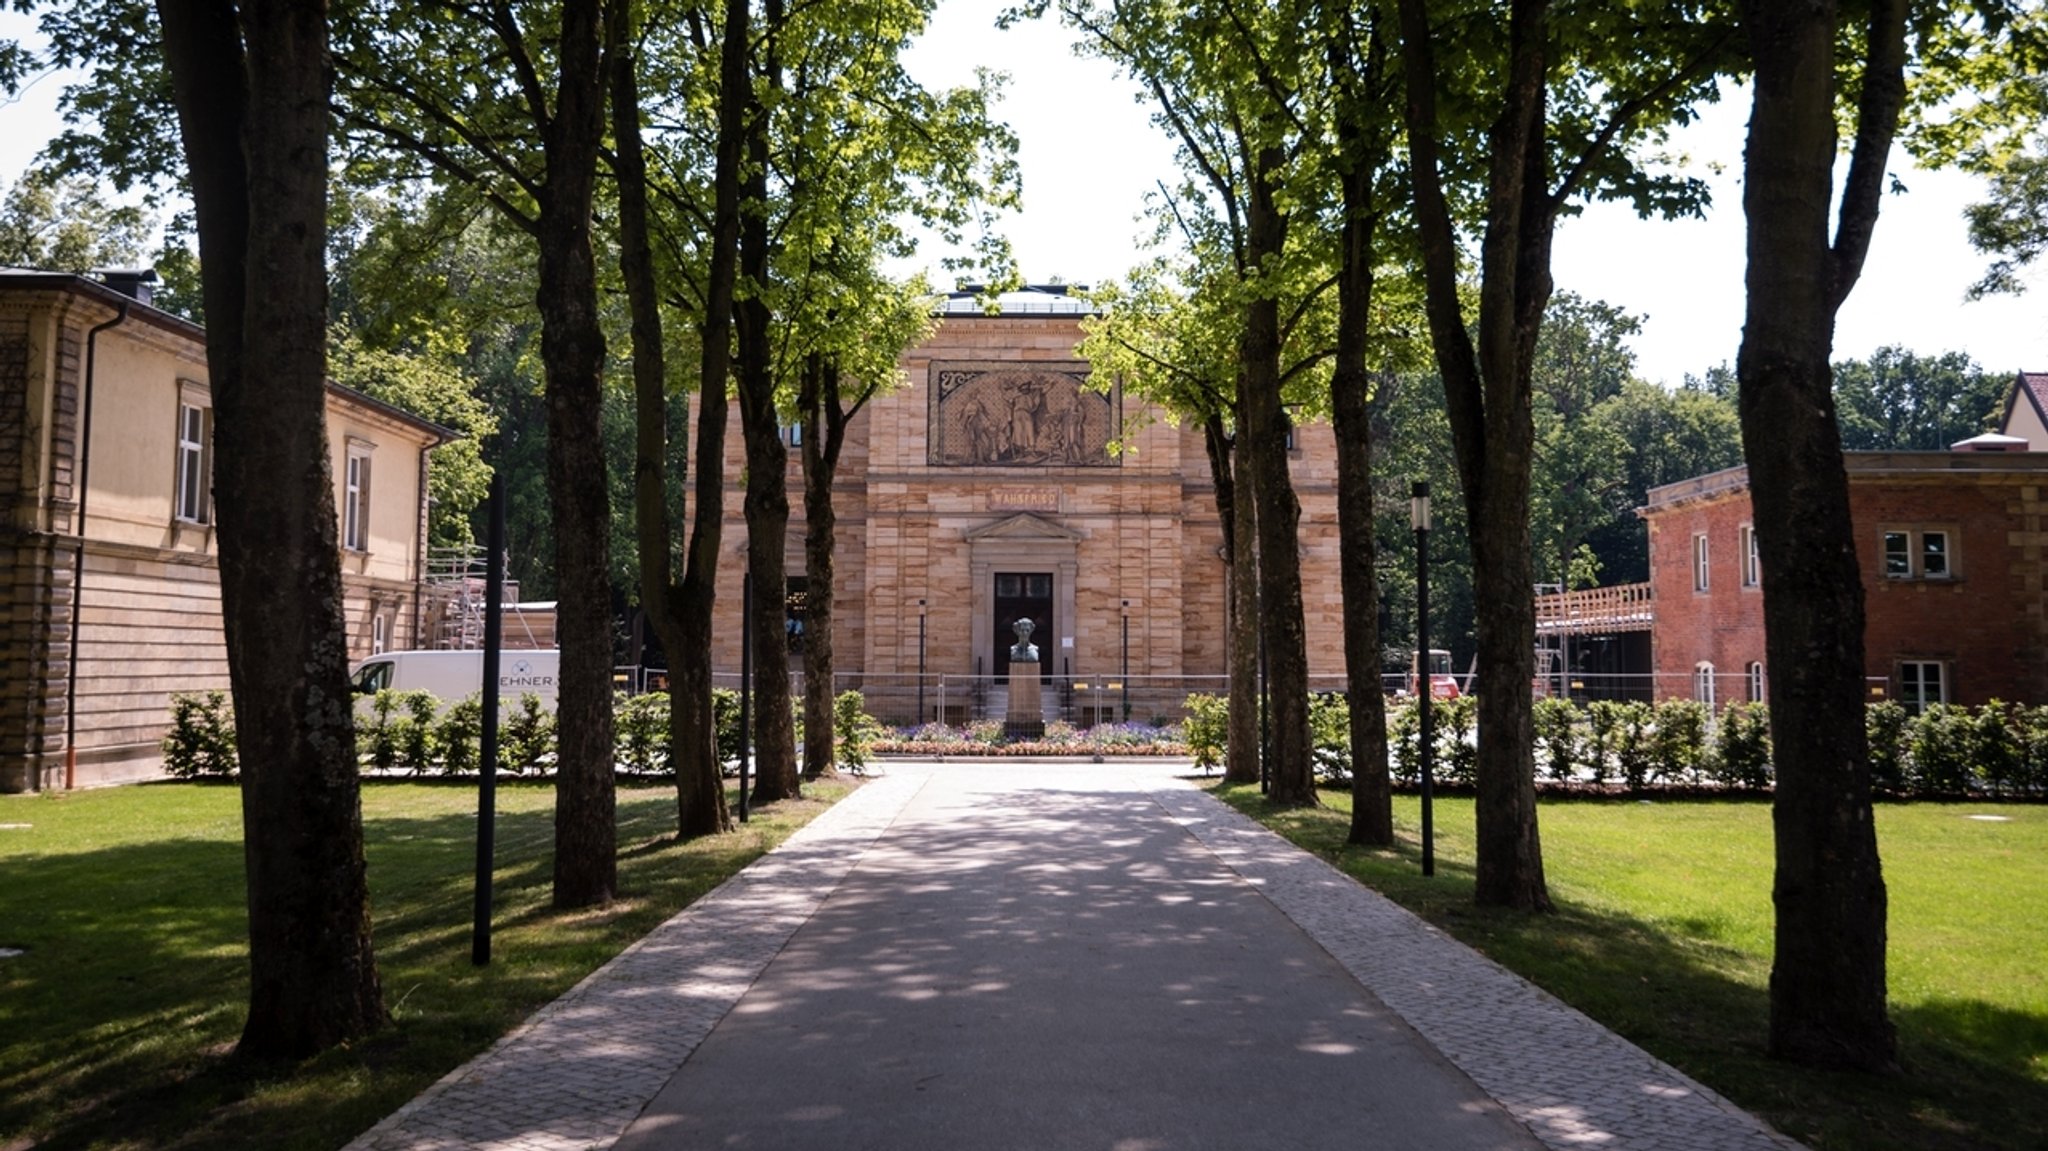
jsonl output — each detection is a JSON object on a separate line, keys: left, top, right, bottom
{"left": 0, "top": 271, "right": 447, "bottom": 791}
{"left": 703, "top": 287, "right": 1351, "bottom": 725}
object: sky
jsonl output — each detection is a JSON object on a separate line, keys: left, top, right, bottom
{"left": 3, "top": 1, "right": 2042, "bottom": 386}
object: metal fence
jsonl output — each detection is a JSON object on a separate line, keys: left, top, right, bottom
{"left": 695, "top": 672, "right": 1359, "bottom": 731}
{"left": 657, "top": 669, "right": 1910, "bottom": 728}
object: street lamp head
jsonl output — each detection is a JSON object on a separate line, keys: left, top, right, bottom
{"left": 1410, "top": 479, "right": 1431, "bottom": 532}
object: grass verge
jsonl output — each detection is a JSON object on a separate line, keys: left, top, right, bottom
{"left": 1211, "top": 783, "right": 2047, "bottom": 1151}
{"left": 0, "top": 778, "right": 848, "bottom": 1150}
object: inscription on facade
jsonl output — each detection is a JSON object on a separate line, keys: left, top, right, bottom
{"left": 988, "top": 486, "right": 1061, "bottom": 512}
{"left": 929, "top": 360, "right": 1116, "bottom": 468}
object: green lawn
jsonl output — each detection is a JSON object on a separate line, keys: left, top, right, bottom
{"left": 1213, "top": 784, "right": 2047, "bottom": 1151}
{"left": 0, "top": 779, "right": 845, "bottom": 1151}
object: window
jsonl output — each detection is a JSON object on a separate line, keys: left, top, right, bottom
{"left": 175, "top": 400, "right": 210, "bottom": 523}
{"left": 1898, "top": 660, "right": 1947, "bottom": 714}
{"left": 343, "top": 444, "right": 373, "bottom": 552}
{"left": 1739, "top": 524, "right": 1760, "bottom": 588}
{"left": 783, "top": 421, "right": 804, "bottom": 447}
{"left": 1692, "top": 533, "right": 1710, "bottom": 592}
{"left": 1882, "top": 527, "right": 1954, "bottom": 580}
{"left": 1921, "top": 531, "right": 1950, "bottom": 578}
{"left": 371, "top": 613, "right": 388, "bottom": 655}
{"left": 1746, "top": 661, "right": 1765, "bottom": 703}
{"left": 1695, "top": 661, "right": 1716, "bottom": 707}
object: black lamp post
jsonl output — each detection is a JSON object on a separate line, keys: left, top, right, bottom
{"left": 472, "top": 466, "right": 506, "bottom": 966}
{"left": 1121, "top": 599, "right": 1131, "bottom": 722}
{"left": 1413, "top": 479, "right": 1434, "bottom": 878}
{"left": 917, "top": 598, "right": 928, "bottom": 724}
{"left": 739, "top": 566, "right": 752, "bottom": 824}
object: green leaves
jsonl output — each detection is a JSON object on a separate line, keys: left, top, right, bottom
{"left": 0, "top": 165, "right": 153, "bottom": 270}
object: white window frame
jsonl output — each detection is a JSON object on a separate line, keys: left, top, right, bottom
{"left": 343, "top": 440, "right": 374, "bottom": 552}
{"left": 1692, "top": 532, "right": 1710, "bottom": 593}
{"left": 371, "top": 612, "right": 388, "bottom": 655}
{"left": 1695, "top": 661, "right": 1716, "bottom": 707}
{"left": 1746, "top": 661, "right": 1765, "bottom": 702}
{"left": 174, "top": 380, "right": 212, "bottom": 525}
{"left": 1881, "top": 526, "right": 1957, "bottom": 581}
{"left": 1898, "top": 660, "right": 1948, "bottom": 714}
{"left": 1739, "top": 524, "right": 1760, "bottom": 588}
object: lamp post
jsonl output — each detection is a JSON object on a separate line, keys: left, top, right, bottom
{"left": 739, "top": 567, "right": 751, "bottom": 824}
{"left": 472, "top": 466, "right": 506, "bottom": 966}
{"left": 1120, "top": 599, "right": 1131, "bottom": 722}
{"left": 1412, "top": 480, "right": 1434, "bottom": 878}
{"left": 917, "top": 598, "right": 928, "bottom": 724}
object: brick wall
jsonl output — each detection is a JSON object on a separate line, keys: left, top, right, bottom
{"left": 1645, "top": 459, "right": 2048, "bottom": 708}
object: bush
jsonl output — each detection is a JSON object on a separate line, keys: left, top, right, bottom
{"left": 1611, "top": 701, "right": 1654, "bottom": 791}
{"left": 1309, "top": 692, "right": 1350, "bottom": 782}
{"left": 617, "top": 691, "right": 670, "bottom": 774}
{"left": 1437, "top": 694, "right": 1478, "bottom": 786}
{"left": 363, "top": 689, "right": 403, "bottom": 773}
{"left": 1866, "top": 700, "right": 1911, "bottom": 796}
{"left": 2019, "top": 704, "right": 2048, "bottom": 797}
{"left": 1973, "top": 700, "right": 2025, "bottom": 797}
{"left": 161, "top": 691, "right": 238, "bottom": 779}
{"left": 1584, "top": 700, "right": 1623, "bottom": 786}
{"left": 1650, "top": 699, "right": 1711, "bottom": 784}
{"left": 1909, "top": 704, "right": 1975, "bottom": 796}
{"left": 395, "top": 690, "right": 439, "bottom": 774}
{"left": 435, "top": 695, "right": 483, "bottom": 775}
{"left": 1388, "top": 700, "right": 1420, "bottom": 787}
{"left": 1712, "top": 701, "right": 1773, "bottom": 790}
{"left": 501, "top": 693, "right": 555, "bottom": 775}
{"left": 713, "top": 687, "right": 742, "bottom": 767}
{"left": 1533, "top": 696, "right": 1580, "bottom": 781}
{"left": 834, "top": 690, "right": 884, "bottom": 775}
{"left": 1183, "top": 693, "right": 1228, "bottom": 773}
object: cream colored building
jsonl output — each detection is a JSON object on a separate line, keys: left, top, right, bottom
{"left": 704, "top": 288, "right": 1348, "bottom": 725}
{"left": 0, "top": 271, "right": 447, "bottom": 791}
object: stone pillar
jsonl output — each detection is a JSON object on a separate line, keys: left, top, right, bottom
{"left": 1006, "top": 656, "right": 1043, "bottom": 739}
{"left": 1004, "top": 616, "right": 1044, "bottom": 738}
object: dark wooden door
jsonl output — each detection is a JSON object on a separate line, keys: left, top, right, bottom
{"left": 993, "top": 572, "right": 1053, "bottom": 682}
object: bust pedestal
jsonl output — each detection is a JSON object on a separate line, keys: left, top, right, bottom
{"left": 1005, "top": 659, "right": 1044, "bottom": 739}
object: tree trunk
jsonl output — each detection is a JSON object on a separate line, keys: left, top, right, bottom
{"left": 537, "top": 0, "right": 615, "bottom": 908}
{"left": 668, "top": 0, "right": 750, "bottom": 840}
{"left": 1332, "top": 215, "right": 1392, "bottom": 847}
{"left": 1206, "top": 418, "right": 1260, "bottom": 785}
{"left": 1239, "top": 147, "right": 1316, "bottom": 806}
{"left": 1399, "top": 0, "right": 1551, "bottom": 910}
{"left": 157, "top": 0, "right": 384, "bottom": 1058}
{"left": 800, "top": 354, "right": 845, "bottom": 781}
{"left": 609, "top": 12, "right": 727, "bottom": 841}
{"left": 733, "top": 0, "right": 799, "bottom": 803}
{"left": 1738, "top": 0, "right": 1899, "bottom": 1072}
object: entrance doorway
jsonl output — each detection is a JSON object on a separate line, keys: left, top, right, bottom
{"left": 993, "top": 572, "right": 1054, "bottom": 682}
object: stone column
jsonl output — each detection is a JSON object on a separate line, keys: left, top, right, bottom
{"left": 1004, "top": 616, "right": 1044, "bottom": 738}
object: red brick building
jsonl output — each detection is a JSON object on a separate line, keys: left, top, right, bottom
{"left": 1642, "top": 441, "right": 2048, "bottom": 712}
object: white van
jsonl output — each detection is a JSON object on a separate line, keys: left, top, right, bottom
{"left": 349, "top": 649, "right": 561, "bottom": 713}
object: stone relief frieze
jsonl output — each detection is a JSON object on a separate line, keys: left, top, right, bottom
{"left": 928, "top": 360, "right": 1116, "bottom": 467}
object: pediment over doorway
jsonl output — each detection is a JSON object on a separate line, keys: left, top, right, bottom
{"left": 963, "top": 512, "right": 1084, "bottom": 542}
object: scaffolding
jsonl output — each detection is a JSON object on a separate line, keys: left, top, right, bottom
{"left": 421, "top": 545, "right": 554, "bottom": 650}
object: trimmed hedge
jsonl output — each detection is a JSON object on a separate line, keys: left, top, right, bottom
{"left": 1178, "top": 689, "right": 2048, "bottom": 798}
{"left": 158, "top": 685, "right": 861, "bottom": 778}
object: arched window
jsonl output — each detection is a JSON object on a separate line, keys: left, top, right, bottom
{"left": 1695, "top": 661, "right": 1716, "bottom": 707}
{"left": 1746, "top": 661, "right": 1765, "bottom": 703}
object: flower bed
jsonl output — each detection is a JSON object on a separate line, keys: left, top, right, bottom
{"left": 873, "top": 719, "right": 1189, "bottom": 757}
